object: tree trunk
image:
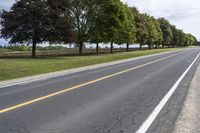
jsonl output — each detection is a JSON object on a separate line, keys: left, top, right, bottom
{"left": 140, "top": 44, "right": 142, "bottom": 50}
{"left": 126, "top": 43, "right": 129, "bottom": 52}
{"left": 148, "top": 44, "right": 151, "bottom": 50}
{"left": 110, "top": 41, "right": 113, "bottom": 53}
{"left": 168, "top": 44, "right": 170, "bottom": 48}
{"left": 96, "top": 43, "right": 99, "bottom": 54}
{"left": 31, "top": 38, "right": 37, "bottom": 58}
{"left": 155, "top": 44, "right": 158, "bottom": 49}
{"left": 79, "top": 42, "right": 83, "bottom": 55}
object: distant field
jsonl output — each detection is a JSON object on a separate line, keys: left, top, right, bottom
{"left": 0, "top": 48, "right": 180, "bottom": 81}
{"left": 0, "top": 48, "right": 146, "bottom": 57}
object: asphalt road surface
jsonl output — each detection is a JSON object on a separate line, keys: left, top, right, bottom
{"left": 0, "top": 48, "right": 200, "bottom": 133}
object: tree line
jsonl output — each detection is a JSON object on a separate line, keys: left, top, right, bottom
{"left": 0, "top": 0, "right": 198, "bottom": 57}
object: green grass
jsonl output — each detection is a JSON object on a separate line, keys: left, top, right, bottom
{"left": 188, "top": 45, "right": 198, "bottom": 48}
{"left": 0, "top": 48, "right": 181, "bottom": 81}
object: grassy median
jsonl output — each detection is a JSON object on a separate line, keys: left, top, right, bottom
{"left": 0, "top": 48, "right": 181, "bottom": 81}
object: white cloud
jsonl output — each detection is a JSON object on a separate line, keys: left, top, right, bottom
{"left": 0, "top": 0, "right": 15, "bottom": 45}
{"left": 0, "top": 0, "right": 15, "bottom": 10}
{"left": 122, "top": 0, "right": 200, "bottom": 40}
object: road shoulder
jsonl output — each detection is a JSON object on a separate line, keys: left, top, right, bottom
{"left": 146, "top": 50, "right": 199, "bottom": 133}
{"left": 172, "top": 60, "right": 200, "bottom": 133}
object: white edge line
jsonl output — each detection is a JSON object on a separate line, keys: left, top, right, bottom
{"left": 136, "top": 52, "right": 200, "bottom": 133}
{"left": 0, "top": 76, "right": 56, "bottom": 88}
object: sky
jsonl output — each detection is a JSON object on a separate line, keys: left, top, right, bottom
{"left": 0, "top": 0, "right": 200, "bottom": 45}
{"left": 122, "top": 0, "right": 200, "bottom": 40}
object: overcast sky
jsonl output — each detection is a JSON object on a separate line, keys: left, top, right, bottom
{"left": 0, "top": 0, "right": 200, "bottom": 45}
{"left": 122, "top": 0, "right": 200, "bottom": 41}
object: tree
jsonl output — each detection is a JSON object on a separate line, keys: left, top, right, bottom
{"left": 153, "top": 18, "right": 163, "bottom": 48}
{"left": 158, "top": 18, "right": 173, "bottom": 48}
{"left": 94, "top": 0, "right": 126, "bottom": 53}
{"left": 170, "top": 25, "right": 180, "bottom": 47}
{"left": 70, "top": 0, "right": 100, "bottom": 55}
{"left": 87, "top": 0, "right": 106, "bottom": 54}
{"left": 130, "top": 7, "right": 148, "bottom": 50}
{"left": 178, "top": 30, "right": 188, "bottom": 47}
{"left": 0, "top": 0, "right": 74, "bottom": 57}
{"left": 186, "top": 33, "right": 197, "bottom": 46}
{"left": 144, "top": 14, "right": 158, "bottom": 50}
{"left": 116, "top": 4, "right": 136, "bottom": 52}
{"left": 192, "top": 35, "right": 198, "bottom": 45}
{"left": 75, "top": 0, "right": 126, "bottom": 54}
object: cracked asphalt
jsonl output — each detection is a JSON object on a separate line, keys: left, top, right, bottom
{"left": 0, "top": 48, "right": 200, "bottom": 133}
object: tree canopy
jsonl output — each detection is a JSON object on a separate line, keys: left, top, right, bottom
{"left": 0, "top": 0, "right": 197, "bottom": 57}
{"left": 0, "top": 0, "right": 75, "bottom": 57}
{"left": 116, "top": 4, "right": 136, "bottom": 52}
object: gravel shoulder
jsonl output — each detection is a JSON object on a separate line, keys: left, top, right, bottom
{"left": 172, "top": 63, "right": 200, "bottom": 133}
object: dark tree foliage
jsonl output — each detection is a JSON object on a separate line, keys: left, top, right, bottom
{"left": 0, "top": 0, "right": 75, "bottom": 57}
{"left": 158, "top": 18, "right": 173, "bottom": 48}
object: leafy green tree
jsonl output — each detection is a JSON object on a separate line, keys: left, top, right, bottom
{"left": 91, "top": 0, "right": 126, "bottom": 53}
{"left": 178, "top": 30, "right": 187, "bottom": 47}
{"left": 176, "top": 29, "right": 182, "bottom": 47}
{"left": 182, "top": 33, "right": 188, "bottom": 47}
{"left": 170, "top": 25, "right": 180, "bottom": 47}
{"left": 70, "top": 0, "right": 99, "bottom": 55}
{"left": 87, "top": 1, "right": 107, "bottom": 54}
{"left": 0, "top": 0, "right": 74, "bottom": 57}
{"left": 170, "top": 25, "right": 197, "bottom": 47}
{"left": 158, "top": 18, "right": 173, "bottom": 48}
{"left": 116, "top": 4, "right": 136, "bottom": 52}
{"left": 153, "top": 18, "right": 163, "bottom": 48}
{"left": 187, "top": 34, "right": 197, "bottom": 46}
{"left": 70, "top": 0, "right": 126, "bottom": 54}
{"left": 144, "top": 14, "right": 158, "bottom": 50}
{"left": 130, "top": 7, "right": 148, "bottom": 50}
{"left": 192, "top": 35, "right": 198, "bottom": 45}
{"left": 185, "top": 34, "right": 190, "bottom": 46}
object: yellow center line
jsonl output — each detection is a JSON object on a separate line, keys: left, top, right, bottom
{"left": 0, "top": 51, "right": 185, "bottom": 114}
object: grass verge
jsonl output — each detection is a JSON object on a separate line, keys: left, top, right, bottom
{"left": 0, "top": 48, "right": 181, "bottom": 81}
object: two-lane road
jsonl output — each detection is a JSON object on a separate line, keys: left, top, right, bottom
{"left": 0, "top": 48, "right": 200, "bottom": 133}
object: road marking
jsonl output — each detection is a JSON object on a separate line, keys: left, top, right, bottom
{"left": 136, "top": 53, "right": 200, "bottom": 133}
{"left": 0, "top": 50, "right": 186, "bottom": 89}
{"left": 0, "top": 74, "right": 66, "bottom": 88}
{"left": 0, "top": 51, "right": 185, "bottom": 114}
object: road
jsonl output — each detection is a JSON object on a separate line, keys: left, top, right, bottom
{"left": 0, "top": 48, "right": 200, "bottom": 133}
